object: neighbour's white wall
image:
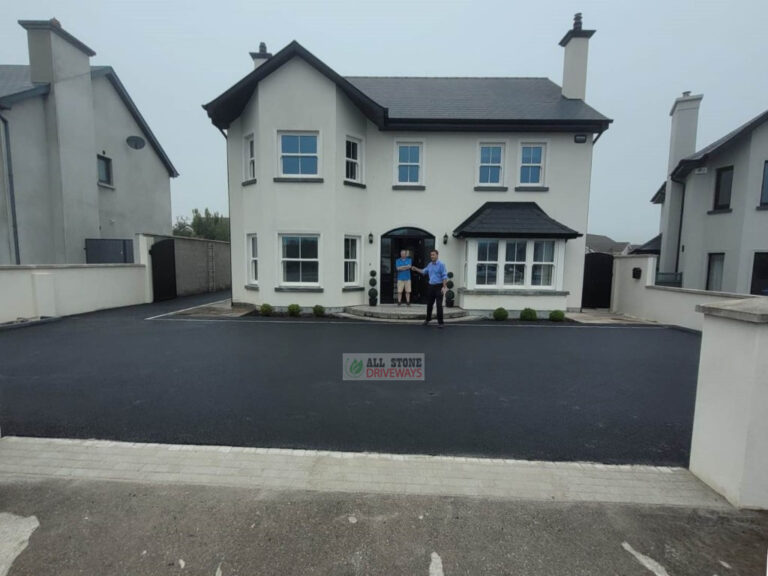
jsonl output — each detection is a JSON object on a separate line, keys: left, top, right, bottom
{"left": 228, "top": 55, "right": 594, "bottom": 310}
{"left": 0, "top": 264, "right": 149, "bottom": 323}
{"left": 92, "top": 75, "right": 172, "bottom": 239}
{"left": 611, "top": 255, "right": 752, "bottom": 330}
{"left": 690, "top": 311, "right": 768, "bottom": 508}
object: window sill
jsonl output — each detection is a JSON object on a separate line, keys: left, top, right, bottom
{"left": 244, "top": 284, "right": 259, "bottom": 291}
{"left": 514, "top": 186, "right": 549, "bottom": 192}
{"left": 459, "top": 287, "right": 569, "bottom": 296}
{"left": 275, "top": 286, "right": 324, "bottom": 293}
{"left": 707, "top": 208, "right": 732, "bottom": 215}
{"left": 756, "top": 205, "right": 768, "bottom": 211}
{"left": 242, "top": 178, "right": 258, "bottom": 187}
{"left": 342, "top": 286, "right": 365, "bottom": 292}
{"left": 474, "top": 186, "right": 508, "bottom": 192}
{"left": 392, "top": 185, "right": 426, "bottom": 191}
{"left": 343, "top": 180, "right": 366, "bottom": 189}
{"left": 98, "top": 182, "right": 115, "bottom": 190}
{"left": 273, "top": 177, "right": 324, "bottom": 183}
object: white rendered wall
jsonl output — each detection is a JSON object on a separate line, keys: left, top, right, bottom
{"left": 227, "top": 55, "right": 593, "bottom": 310}
{"left": 611, "top": 255, "right": 752, "bottom": 330}
{"left": 0, "top": 264, "right": 149, "bottom": 323}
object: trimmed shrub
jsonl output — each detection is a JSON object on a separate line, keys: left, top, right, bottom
{"left": 492, "top": 307, "right": 509, "bottom": 321}
{"left": 520, "top": 308, "right": 537, "bottom": 321}
{"left": 369, "top": 277, "right": 377, "bottom": 287}
{"left": 549, "top": 310, "right": 565, "bottom": 322}
{"left": 369, "top": 270, "right": 377, "bottom": 277}
{"left": 447, "top": 271, "right": 454, "bottom": 279}
{"left": 287, "top": 304, "right": 301, "bottom": 317}
{"left": 368, "top": 288, "right": 378, "bottom": 299}
{"left": 445, "top": 289, "right": 455, "bottom": 301}
{"left": 259, "top": 303, "right": 274, "bottom": 316}
{"left": 312, "top": 304, "right": 326, "bottom": 317}
{"left": 446, "top": 279, "right": 454, "bottom": 289}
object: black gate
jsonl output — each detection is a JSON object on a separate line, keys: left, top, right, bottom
{"left": 149, "top": 239, "right": 177, "bottom": 302}
{"left": 582, "top": 252, "right": 613, "bottom": 308}
{"left": 380, "top": 228, "right": 435, "bottom": 304}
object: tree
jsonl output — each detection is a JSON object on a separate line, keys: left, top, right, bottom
{"left": 173, "top": 209, "right": 230, "bottom": 241}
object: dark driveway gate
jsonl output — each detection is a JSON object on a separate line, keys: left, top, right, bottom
{"left": 150, "top": 239, "right": 177, "bottom": 302}
{"left": 582, "top": 252, "right": 613, "bottom": 308}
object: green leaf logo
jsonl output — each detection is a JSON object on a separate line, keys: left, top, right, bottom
{"left": 345, "top": 358, "right": 364, "bottom": 378}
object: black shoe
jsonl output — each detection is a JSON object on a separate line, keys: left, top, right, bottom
{"left": 437, "top": 323, "right": 445, "bottom": 329}
{"left": 398, "top": 302, "right": 402, "bottom": 306}
{"left": 422, "top": 320, "right": 430, "bottom": 325}
{"left": 406, "top": 302, "right": 411, "bottom": 307}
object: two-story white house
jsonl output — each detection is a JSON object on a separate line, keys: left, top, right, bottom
{"left": 204, "top": 15, "right": 611, "bottom": 312}
{"left": 0, "top": 19, "right": 177, "bottom": 265}
{"left": 652, "top": 92, "right": 768, "bottom": 296}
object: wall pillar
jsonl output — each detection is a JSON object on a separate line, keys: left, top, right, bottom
{"left": 690, "top": 298, "right": 768, "bottom": 508}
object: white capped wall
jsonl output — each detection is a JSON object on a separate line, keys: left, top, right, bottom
{"left": 228, "top": 56, "right": 594, "bottom": 310}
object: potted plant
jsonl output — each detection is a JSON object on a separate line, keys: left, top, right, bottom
{"left": 368, "top": 270, "right": 378, "bottom": 306}
{"left": 445, "top": 272, "right": 455, "bottom": 308}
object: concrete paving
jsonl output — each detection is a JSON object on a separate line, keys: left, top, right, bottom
{"left": 1, "top": 470, "right": 767, "bottom": 575}
{"left": 0, "top": 293, "right": 701, "bottom": 465}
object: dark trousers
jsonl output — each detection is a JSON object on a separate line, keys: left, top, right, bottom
{"left": 425, "top": 283, "right": 444, "bottom": 324}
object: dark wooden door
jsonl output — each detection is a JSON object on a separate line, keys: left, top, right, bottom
{"left": 150, "top": 239, "right": 177, "bottom": 302}
{"left": 582, "top": 252, "right": 613, "bottom": 308}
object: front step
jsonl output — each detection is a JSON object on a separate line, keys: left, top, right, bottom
{"left": 343, "top": 303, "right": 470, "bottom": 321}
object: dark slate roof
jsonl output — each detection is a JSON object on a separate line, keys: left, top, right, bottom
{"left": 345, "top": 77, "right": 609, "bottom": 123}
{"left": 586, "top": 234, "right": 631, "bottom": 254}
{"left": 453, "top": 202, "right": 581, "bottom": 239}
{"left": 671, "top": 108, "right": 768, "bottom": 180}
{"left": 204, "top": 41, "right": 612, "bottom": 133}
{"left": 0, "top": 64, "right": 177, "bottom": 177}
{"left": 650, "top": 181, "right": 666, "bottom": 204}
{"left": 630, "top": 233, "right": 661, "bottom": 255}
{"left": 0, "top": 65, "right": 49, "bottom": 106}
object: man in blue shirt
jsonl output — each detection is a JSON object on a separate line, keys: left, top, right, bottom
{"left": 412, "top": 249, "right": 448, "bottom": 327}
{"left": 395, "top": 249, "right": 412, "bottom": 306}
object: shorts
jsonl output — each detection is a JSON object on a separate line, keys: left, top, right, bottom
{"left": 397, "top": 280, "right": 412, "bottom": 293}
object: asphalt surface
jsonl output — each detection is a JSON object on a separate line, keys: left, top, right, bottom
{"left": 2, "top": 479, "right": 767, "bottom": 575}
{"left": 0, "top": 293, "right": 701, "bottom": 465}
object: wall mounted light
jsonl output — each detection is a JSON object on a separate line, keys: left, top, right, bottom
{"left": 368, "top": 233, "right": 374, "bottom": 244}
{"left": 574, "top": 134, "right": 588, "bottom": 144}
{"left": 443, "top": 233, "right": 449, "bottom": 245}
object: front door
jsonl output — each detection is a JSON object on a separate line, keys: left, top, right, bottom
{"left": 380, "top": 229, "right": 435, "bottom": 304}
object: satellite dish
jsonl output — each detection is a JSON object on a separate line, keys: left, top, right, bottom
{"left": 126, "top": 135, "right": 146, "bottom": 150}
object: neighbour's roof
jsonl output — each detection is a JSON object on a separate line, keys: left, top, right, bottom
{"left": 586, "top": 234, "right": 631, "bottom": 254}
{"left": 0, "top": 64, "right": 178, "bottom": 177}
{"left": 671, "top": 108, "right": 768, "bottom": 180}
{"left": 630, "top": 234, "right": 662, "bottom": 255}
{"left": 453, "top": 202, "right": 581, "bottom": 239}
{"left": 204, "top": 41, "right": 612, "bottom": 133}
{"left": 650, "top": 181, "right": 665, "bottom": 204}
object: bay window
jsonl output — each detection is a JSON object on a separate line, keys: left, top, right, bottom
{"left": 469, "top": 238, "right": 561, "bottom": 290}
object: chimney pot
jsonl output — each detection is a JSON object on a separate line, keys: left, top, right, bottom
{"left": 682, "top": 91, "right": 691, "bottom": 97}
{"left": 50, "top": 17, "right": 61, "bottom": 28}
{"left": 259, "top": 42, "right": 267, "bottom": 54}
{"left": 250, "top": 42, "right": 273, "bottom": 70}
{"left": 573, "top": 12, "right": 582, "bottom": 30}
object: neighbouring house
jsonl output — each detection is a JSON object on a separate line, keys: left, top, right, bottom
{"left": 649, "top": 92, "right": 768, "bottom": 295}
{"left": 0, "top": 19, "right": 177, "bottom": 265}
{"left": 585, "top": 234, "right": 633, "bottom": 256}
{"left": 203, "top": 14, "right": 611, "bottom": 312}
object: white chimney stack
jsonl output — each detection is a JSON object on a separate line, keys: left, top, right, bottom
{"left": 667, "top": 91, "right": 703, "bottom": 174}
{"left": 250, "top": 42, "right": 272, "bottom": 70}
{"left": 559, "top": 13, "right": 595, "bottom": 100}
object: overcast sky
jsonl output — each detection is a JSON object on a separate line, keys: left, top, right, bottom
{"left": 3, "top": 0, "right": 767, "bottom": 243}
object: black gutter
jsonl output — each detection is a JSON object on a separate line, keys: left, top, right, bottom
{"left": 671, "top": 173, "right": 686, "bottom": 274}
{"left": 0, "top": 112, "right": 21, "bottom": 264}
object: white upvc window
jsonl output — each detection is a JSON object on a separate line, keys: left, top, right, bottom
{"left": 97, "top": 154, "right": 113, "bottom": 186}
{"left": 475, "top": 240, "right": 499, "bottom": 285}
{"left": 519, "top": 143, "right": 546, "bottom": 185}
{"left": 395, "top": 142, "right": 423, "bottom": 184}
{"left": 247, "top": 233, "right": 258, "bottom": 284}
{"left": 343, "top": 236, "right": 360, "bottom": 284}
{"left": 468, "top": 238, "right": 562, "bottom": 290}
{"left": 478, "top": 143, "right": 504, "bottom": 185}
{"left": 278, "top": 132, "right": 319, "bottom": 177}
{"left": 279, "top": 234, "right": 319, "bottom": 285}
{"left": 244, "top": 134, "right": 255, "bottom": 181}
{"left": 345, "top": 137, "right": 363, "bottom": 183}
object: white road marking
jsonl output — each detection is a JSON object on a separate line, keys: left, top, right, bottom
{"left": 718, "top": 560, "right": 732, "bottom": 569}
{"left": 0, "top": 513, "right": 39, "bottom": 576}
{"left": 144, "top": 299, "right": 232, "bottom": 320}
{"left": 622, "top": 542, "right": 670, "bottom": 576}
{"left": 178, "top": 558, "right": 185, "bottom": 569}
{"left": 348, "top": 516, "right": 358, "bottom": 524}
{"left": 429, "top": 551, "right": 444, "bottom": 576}
{"left": 214, "top": 562, "right": 222, "bottom": 576}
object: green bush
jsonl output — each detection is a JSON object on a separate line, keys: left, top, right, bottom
{"left": 492, "top": 307, "right": 508, "bottom": 321}
{"left": 312, "top": 304, "right": 325, "bottom": 317}
{"left": 446, "top": 279, "right": 454, "bottom": 289}
{"left": 287, "top": 304, "right": 301, "bottom": 317}
{"left": 368, "top": 288, "right": 378, "bottom": 298}
{"left": 549, "top": 310, "right": 565, "bottom": 322}
{"left": 447, "top": 271, "right": 454, "bottom": 279}
{"left": 259, "top": 303, "right": 274, "bottom": 316}
{"left": 369, "top": 270, "right": 377, "bottom": 277}
{"left": 369, "top": 277, "right": 377, "bottom": 287}
{"left": 520, "top": 308, "right": 537, "bottom": 321}
{"left": 445, "top": 289, "right": 455, "bottom": 301}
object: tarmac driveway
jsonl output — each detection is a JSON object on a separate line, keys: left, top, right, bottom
{"left": 0, "top": 294, "right": 701, "bottom": 465}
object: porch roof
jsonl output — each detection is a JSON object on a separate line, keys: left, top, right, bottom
{"left": 452, "top": 202, "right": 581, "bottom": 239}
